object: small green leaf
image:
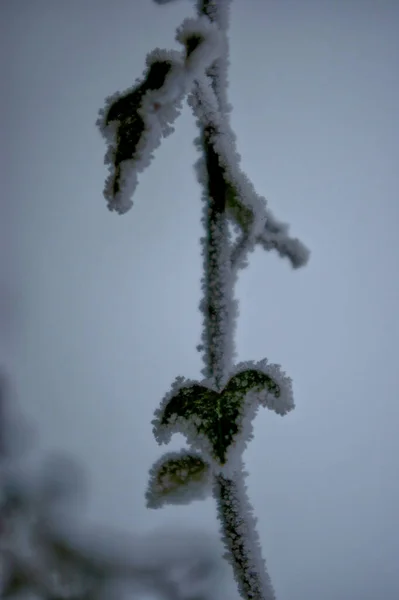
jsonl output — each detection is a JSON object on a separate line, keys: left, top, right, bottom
{"left": 146, "top": 450, "right": 211, "bottom": 508}
{"left": 224, "top": 369, "right": 280, "bottom": 398}
{"left": 101, "top": 59, "right": 175, "bottom": 197}
{"left": 157, "top": 367, "right": 282, "bottom": 465}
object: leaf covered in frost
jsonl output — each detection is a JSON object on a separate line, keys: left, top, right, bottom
{"left": 153, "top": 360, "right": 293, "bottom": 466}
{"left": 146, "top": 450, "right": 212, "bottom": 508}
{"left": 97, "top": 49, "right": 185, "bottom": 214}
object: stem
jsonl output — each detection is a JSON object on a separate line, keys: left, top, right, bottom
{"left": 214, "top": 467, "right": 276, "bottom": 600}
{"left": 197, "top": 2, "right": 277, "bottom": 599}
{"left": 201, "top": 123, "right": 231, "bottom": 390}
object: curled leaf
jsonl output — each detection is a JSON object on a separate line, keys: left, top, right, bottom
{"left": 97, "top": 49, "right": 185, "bottom": 214}
{"left": 153, "top": 360, "right": 293, "bottom": 466}
{"left": 97, "top": 16, "right": 224, "bottom": 216}
{"left": 146, "top": 450, "right": 212, "bottom": 508}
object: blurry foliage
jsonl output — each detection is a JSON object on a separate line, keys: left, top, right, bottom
{"left": 0, "top": 372, "right": 227, "bottom": 600}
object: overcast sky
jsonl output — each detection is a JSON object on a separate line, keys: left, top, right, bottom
{"left": 2, "top": 0, "right": 399, "bottom": 599}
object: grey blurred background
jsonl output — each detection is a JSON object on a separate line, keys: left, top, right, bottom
{"left": 2, "top": 0, "right": 399, "bottom": 598}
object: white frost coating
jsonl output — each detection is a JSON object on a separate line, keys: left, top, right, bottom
{"left": 189, "top": 77, "right": 268, "bottom": 253}
{"left": 97, "top": 22, "right": 225, "bottom": 216}
{"left": 97, "top": 48, "right": 185, "bottom": 214}
{"left": 214, "top": 460, "right": 277, "bottom": 600}
{"left": 230, "top": 359, "right": 295, "bottom": 416}
{"left": 152, "top": 375, "right": 220, "bottom": 468}
{"left": 152, "top": 359, "right": 293, "bottom": 476}
{"left": 146, "top": 450, "right": 212, "bottom": 509}
{"left": 188, "top": 75, "right": 310, "bottom": 270}
{"left": 212, "top": 359, "right": 294, "bottom": 478}
{"left": 152, "top": 375, "right": 194, "bottom": 445}
{"left": 190, "top": 77, "right": 243, "bottom": 382}
{"left": 196, "top": 0, "right": 232, "bottom": 33}
{"left": 190, "top": 71, "right": 281, "bottom": 380}
{"left": 214, "top": 395, "right": 259, "bottom": 480}
{"left": 176, "top": 16, "right": 223, "bottom": 81}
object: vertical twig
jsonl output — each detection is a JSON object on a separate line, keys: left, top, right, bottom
{"left": 98, "top": 2, "right": 308, "bottom": 596}
{"left": 200, "top": 123, "right": 231, "bottom": 389}
{"left": 197, "top": 2, "right": 277, "bottom": 598}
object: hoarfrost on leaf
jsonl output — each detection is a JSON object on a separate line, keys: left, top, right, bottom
{"left": 97, "top": 19, "right": 224, "bottom": 217}
{"left": 146, "top": 450, "right": 212, "bottom": 508}
{"left": 152, "top": 361, "right": 293, "bottom": 468}
{"left": 97, "top": 49, "right": 185, "bottom": 215}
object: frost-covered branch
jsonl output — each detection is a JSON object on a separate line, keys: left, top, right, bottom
{"left": 95, "top": 1, "right": 310, "bottom": 599}
{"left": 188, "top": 3, "right": 282, "bottom": 598}
{"left": 215, "top": 462, "right": 276, "bottom": 600}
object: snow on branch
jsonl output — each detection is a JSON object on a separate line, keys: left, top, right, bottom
{"left": 258, "top": 209, "right": 310, "bottom": 269}
{"left": 96, "top": 1, "right": 310, "bottom": 598}
{"left": 177, "top": 16, "right": 223, "bottom": 80}
{"left": 197, "top": 0, "right": 232, "bottom": 115}
{"left": 188, "top": 76, "right": 309, "bottom": 273}
{"left": 196, "top": 158, "right": 238, "bottom": 384}
{"left": 197, "top": 0, "right": 232, "bottom": 33}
